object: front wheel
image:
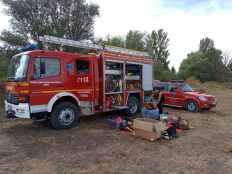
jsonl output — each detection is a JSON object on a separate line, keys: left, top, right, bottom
{"left": 186, "top": 100, "right": 198, "bottom": 112}
{"left": 50, "top": 102, "right": 79, "bottom": 129}
{"left": 127, "top": 97, "right": 140, "bottom": 115}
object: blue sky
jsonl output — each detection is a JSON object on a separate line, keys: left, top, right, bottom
{"left": 161, "top": 0, "right": 232, "bottom": 11}
{"left": 1, "top": 0, "right": 232, "bottom": 70}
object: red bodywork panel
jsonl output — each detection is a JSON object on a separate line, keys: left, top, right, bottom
{"left": 162, "top": 86, "right": 216, "bottom": 110}
{"left": 5, "top": 50, "right": 153, "bottom": 116}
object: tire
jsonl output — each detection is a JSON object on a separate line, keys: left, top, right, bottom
{"left": 50, "top": 102, "right": 79, "bottom": 129}
{"left": 127, "top": 97, "right": 140, "bottom": 115}
{"left": 186, "top": 100, "right": 198, "bottom": 112}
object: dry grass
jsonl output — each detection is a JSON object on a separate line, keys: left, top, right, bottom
{"left": 0, "top": 84, "right": 232, "bottom": 174}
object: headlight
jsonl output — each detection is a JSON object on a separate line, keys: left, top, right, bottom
{"left": 198, "top": 96, "right": 207, "bottom": 101}
{"left": 18, "top": 95, "right": 29, "bottom": 103}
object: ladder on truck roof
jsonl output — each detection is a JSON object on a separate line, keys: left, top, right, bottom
{"left": 39, "top": 35, "right": 149, "bottom": 57}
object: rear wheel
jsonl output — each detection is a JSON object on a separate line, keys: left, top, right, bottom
{"left": 50, "top": 102, "right": 79, "bottom": 129}
{"left": 127, "top": 97, "right": 140, "bottom": 115}
{"left": 186, "top": 100, "right": 198, "bottom": 112}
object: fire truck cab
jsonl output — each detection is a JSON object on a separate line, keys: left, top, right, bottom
{"left": 5, "top": 36, "right": 153, "bottom": 129}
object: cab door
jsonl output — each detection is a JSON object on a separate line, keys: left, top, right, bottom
{"left": 29, "top": 57, "right": 63, "bottom": 113}
{"left": 75, "top": 57, "right": 94, "bottom": 115}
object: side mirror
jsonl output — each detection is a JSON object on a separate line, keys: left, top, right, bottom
{"left": 171, "top": 87, "right": 179, "bottom": 92}
{"left": 170, "top": 87, "right": 174, "bottom": 92}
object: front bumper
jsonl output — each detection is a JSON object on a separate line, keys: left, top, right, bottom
{"left": 5, "top": 100, "right": 30, "bottom": 119}
{"left": 200, "top": 101, "right": 217, "bottom": 109}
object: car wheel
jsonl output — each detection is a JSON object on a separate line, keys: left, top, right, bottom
{"left": 186, "top": 100, "right": 198, "bottom": 112}
{"left": 50, "top": 102, "right": 79, "bottom": 129}
{"left": 127, "top": 97, "right": 140, "bottom": 115}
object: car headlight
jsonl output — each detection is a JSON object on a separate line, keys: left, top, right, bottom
{"left": 198, "top": 96, "right": 207, "bottom": 101}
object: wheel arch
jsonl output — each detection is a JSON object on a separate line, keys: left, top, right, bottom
{"left": 126, "top": 93, "right": 140, "bottom": 105}
{"left": 47, "top": 92, "right": 80, "bottom": 113}
{"left": 185, "top": 98, "right": 200, "bottom": 109}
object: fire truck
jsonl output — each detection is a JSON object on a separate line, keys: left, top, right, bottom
{"left": 5, "top": 36, "right": 153, "bottom": 129}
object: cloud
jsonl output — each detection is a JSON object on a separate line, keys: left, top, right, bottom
{"left": 1, "top": 0, "right": 232, "bottom": 70}
{"left": 0, "top": 2, "right": 10, "bottom": 32}
{"left": 90, "top": 0, "right": 155, "bottom": 36}
{"left": 90, "top": 0, "right": 232, "bottom": 70}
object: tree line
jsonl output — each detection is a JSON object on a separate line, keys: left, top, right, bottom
{"left": 0, "top": 0, "right": 231, "bottom": 82}
{"left": 99, "top": 29, "right": 176, "bottom": 80}
{"left": 179, "top": 38, "right": 232, "bottom": 82}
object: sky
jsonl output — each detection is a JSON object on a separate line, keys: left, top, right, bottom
{"left": 88, "top": 0, "right": 232, "bottom": 70}
{"left": 1, "top": 0, "right": 232, "bottom": 70}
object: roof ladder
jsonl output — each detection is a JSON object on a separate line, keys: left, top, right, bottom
{"left": 39, "top": 35, "right": 149, "bottom": 57}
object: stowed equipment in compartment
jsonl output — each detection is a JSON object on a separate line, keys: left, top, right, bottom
{"left": 105, "top": 61, "right": 123, "bottom": 93}
{"left": 126, "top": 64, "right": 142, "bottom": 91}
{"left": 104, "top": 61, "right": 124, "bottom": 109}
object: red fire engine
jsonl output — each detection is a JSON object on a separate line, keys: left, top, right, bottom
{"left": 5, "top": 36, "right": 153, "bottom": 129}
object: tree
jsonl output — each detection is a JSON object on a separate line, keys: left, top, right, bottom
{"left": 125, "top": 30, "right": 145, "bottom": 51}
{"left": 171, "top": 66, "right": 176, "bottom": 74}
{"left": 179, "top": 38, "right": 231, "bottom": 82}
{"left": 0, "top": 30, "right": 26, "bottom": 46}
{"left": 105, "top": 35, "right": 125, "bottom": 48}
{"left": 146, "top": 29, "right": 171, "bottom": 80}
{"left": 148, "top": 29, "right": 170, "bottom": 69}
{"left": 199, "top": 37, "right": 214, "bottom": 53}
{"left": 153, "top": 61, "right": 177, "bottom": 81}
{"left": 0, "top": 0, "right": 99, "bottom": 45}
{"left": 0, "top": 46, "right": 19, "bottom": 80}
{"left": 0, "top": 0, "right": 99, "bottom": 79}
{"left": 179, "top": 51, "right": 212, "bottom": 82}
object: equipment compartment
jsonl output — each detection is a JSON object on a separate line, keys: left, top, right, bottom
{"left": 104, "top": 61, "right": 124, "bottom": 109}
{"left": 126, "top": 64, "right": 142, "bottom": 91}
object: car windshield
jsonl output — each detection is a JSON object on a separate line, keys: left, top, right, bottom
{"left": 180, "top": 83, "right": 193, "bottom": 92}
{"left": 7, "top": 54, "right": 29, "bottom": 81}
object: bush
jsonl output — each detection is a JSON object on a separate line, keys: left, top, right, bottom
{"left": 153, "top": 61, "right": 177, "bottom": 81}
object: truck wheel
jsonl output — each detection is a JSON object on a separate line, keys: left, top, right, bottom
{"left": 127, "top": 97, "right": 140, "bottom": 115}
{"left": 50, "top": 102, "right": 79, "bottom": 129}
{"left": 186, "top": 100, "right": 198, "bottom": 112}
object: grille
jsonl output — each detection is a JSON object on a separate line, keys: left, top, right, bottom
{"left": 207, "top": 96, "right": 215, "bottom": 103}
{"left": 5, "top": 92, "right": 19, "bottom": 105}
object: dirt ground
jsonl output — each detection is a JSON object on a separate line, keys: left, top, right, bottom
{"left": 0, "top": 85, "right": 232, "bottom": 174}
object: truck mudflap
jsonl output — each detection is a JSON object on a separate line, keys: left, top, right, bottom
{"left": 5, "top": 101, "right": 30, "bottom": 119}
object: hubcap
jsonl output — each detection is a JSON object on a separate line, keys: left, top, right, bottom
{"left": 58, "top": 108, "right": 75, "bottom": 126}
{"left": 188, "top": 102, "right": 196, "bottom": 111}
{"left": 128, "top": 102, "right": 138, "bottom": 114}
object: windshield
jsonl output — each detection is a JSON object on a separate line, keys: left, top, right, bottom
{"left": 7, "top": 54, "right": 29, "bottom": 81}
{"left": 181, "top": 83, "right": 193, "bottom": 92}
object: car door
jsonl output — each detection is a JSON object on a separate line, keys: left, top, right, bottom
{"left": 163, "top": 84, "right": 176, "bottom": 106}
{"left": 166, "top": 85, "right": 178, "bottom": 106}
{"left": 174, "top": 88, "right": 186, "bottom": 107}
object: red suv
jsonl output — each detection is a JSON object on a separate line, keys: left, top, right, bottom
{"left": 153, "top": 81, "right": 217, "bottom": 112}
